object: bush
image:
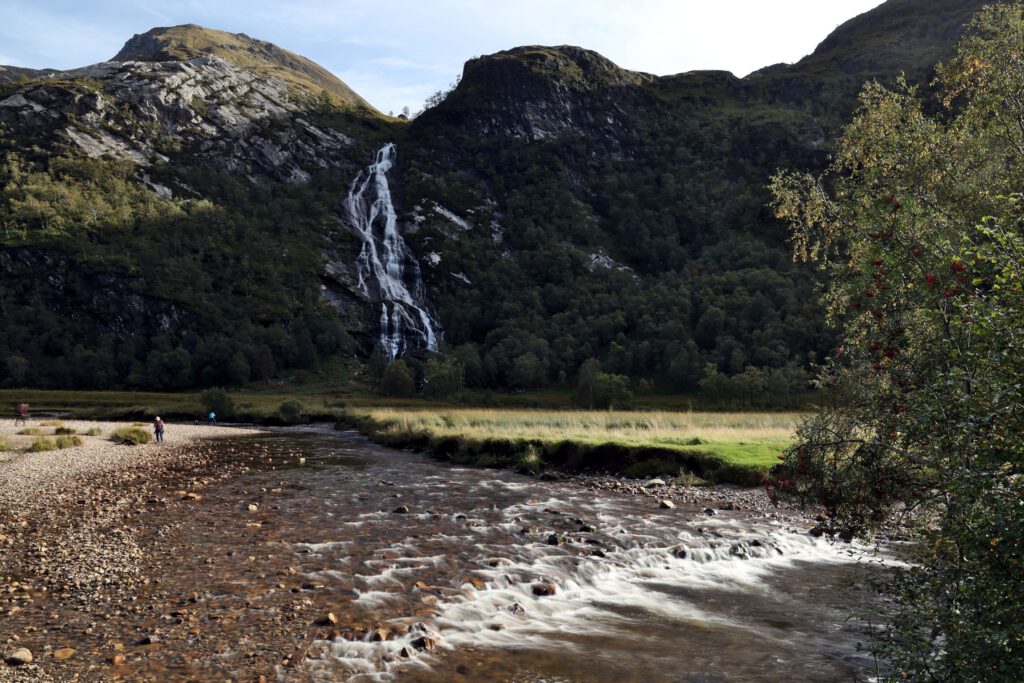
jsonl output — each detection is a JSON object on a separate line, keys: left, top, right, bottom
{"left": 200, "top": 388, "right": 236, "bottom": 419}
{"left": 85, "top": 427, "right": 102, "bottom": 436}
{"left": 0, "top": 435, "right": 10, "bottom": 452}
{"left": 380, "top": 360, "right": 415, "bottom": 397}
{"left": 112, "top": 427, "right": 151, "bottom": 445}
{"left": 55, "top": 435, "right": 83, "bottom": 449}
{"left": 27, "top": 438, "right": 56, "bottom": 452}
{"left": 40, "top": 420, "right": 64, "bottom": 427}
{"left": 54, "top": 426, "right": 76, "bottom": 435}
{"left": 17, "top": 427, "right": 40, "bottom": 435}
{"left": 277, "top": 399, "right": 305, "bottom": 423}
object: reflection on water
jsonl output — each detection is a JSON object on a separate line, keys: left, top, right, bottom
{"left": 140, "top": 429, "right": 883, "bottom": 682}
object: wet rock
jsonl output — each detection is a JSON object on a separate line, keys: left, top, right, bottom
{"left": 462, "top": 576, "right": 486, "bottom": 590}
{"left": 317, "top": 612, "right": 338, "bottom": 626}
{"left": 369, "top": 628, "right": 390, "bottom": 642}
{"left": 508, "top": 602, "right": 526, "bottom": 615}
{"left": 399, "top": 645, "right": 416, "bottom": 658}
{"left": 729, "top": 544, "right": 748, "bottom": 559}
{"left": 393, "top": 505, "right": 410, "bottom": 514}
{"left": 718, "top": 502, "right": 737, "bottom": 511}
{"left": 703, "top": 507, "right": 717, "bottom": 515}
{"left": 546, "top": 534, "right": 564, "bottom": 545}
{"left": 531, "top": 582, "right": 557, "bottom": 597}
{"left": 658, "top": 500, "right": 675, "bottom": 509}
{"left": 411, "top": 635, "right": 440, "bottom": 651}
{"left": 578, "top": 523, "right": 597, "bottom": 533}
{"left": 489, "top": 623, "right": 506, "bottom": 631}
{"left": 4, "top": 647, "right": 33, "bottom": 665}
{"left": 53, "top": 647, "right": 76, "bottom": 660}
{"left": 672, "top": 546, "right": 689, "bottom": 559}
{"left": 809, "top": 526, "right": 827, "bottom": 538}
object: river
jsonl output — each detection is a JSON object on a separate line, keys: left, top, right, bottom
{"left": 98, "top": 428, "right": 884, "bottom": 681}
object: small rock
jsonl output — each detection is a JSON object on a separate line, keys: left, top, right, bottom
{"left": 578, "top": 524, "right": 597, "bottom": 533}
{"left": 247, "top": 504, "right": 258, "bottom": 513}
{"left": 399, "top": 646, "right": 416, "bottom": 658}
{"left": 138, "top": 634, "right": 160, "bottom": 645}
{"left": 317, "top": 612, "right": 339, "bottom": 626}
{"left": 110, "top": 652, "right": 127, "bottom": 665}
{"left": 411, "top": 635, "right": 439, "bottom": 651}
{"left": 672, "top": 546, "right": 689, "bottom": 559}
{"left": 531, "top": 582, "right": 557, "bottom": 597}
{"left": 645, "top": 478, "right": 666, "bottom": 487}
{"left": 53, "top": 647, "right": 76, "bottom": 660}
{"left": 659, "top": 500, "right": 675, "bottom": 509}
{"left": 4, "top": 647, "right": 32, "bottom": 665}
{"left": 369, "top": 628, "right": 389, "bottom": 642}
{"left": 393, "top": 505, "right": 410, "bottom": 514}
{"left": 703, "top": 507, "right": 717, "bottom": 515}
{"left": 508, "top": 602, "right": 526, "bottom": 615}
{"left": 546, "top": 534, "right": 563, "bottom": 545}
{"left": 488, "top": 623, "right": 506, "bottom": 631}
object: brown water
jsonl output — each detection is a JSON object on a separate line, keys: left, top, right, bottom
{"left": 127, "top": 429, "right": 884, "bottom": 682}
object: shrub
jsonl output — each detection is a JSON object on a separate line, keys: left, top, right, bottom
{"left": 40, "top": 420, "right": 64, "bottom": 427}
{"left": 85, "top": 427, "right": 103, "bottom": 436}
{"left": 27, "top": 438, "right": 57, "bottom": 452}
{"left": 380, "top": 360, "right": 415, "bottom": 397}
{"left": 277, "top": 399, "right": 305, "bottom": 423}
{"left": 0, "top": 435, "right": 10, "bottom": 452}
{"left": 54, "top": 426, "right": 76, "bottom": 435}
{"left": 55, "top": 435, "right": 83, "bottom": 449}
{"left": 112, "top": 427, "right": 151, "bottom": 445}
{"left": 18, "top": 427, "right": 41, "bottom": 435}
{"left": 200, "top": 388, "right": 236, "bottom": 420}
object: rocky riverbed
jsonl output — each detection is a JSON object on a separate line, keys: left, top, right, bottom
{"left": 0, "top": 425, "right": 881, "bottom": 682}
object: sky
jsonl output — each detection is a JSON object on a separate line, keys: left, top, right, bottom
{"left": 1, "top": 0, "right": 885, "bottom": 114}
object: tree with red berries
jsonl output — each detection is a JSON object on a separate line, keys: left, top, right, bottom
{"left": 770, "top": 4, "right": 1024, "bottom": 680}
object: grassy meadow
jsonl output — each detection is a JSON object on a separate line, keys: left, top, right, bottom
{"left": 346, "top": 408, "right": 805, "bottom": 486}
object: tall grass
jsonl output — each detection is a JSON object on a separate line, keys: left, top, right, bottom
{"left": 348, "top": 408, "right": 807, "bottom": 485}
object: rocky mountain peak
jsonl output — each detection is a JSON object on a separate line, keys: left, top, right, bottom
{"left": 112, "top": 24, "right": 377, "bottom": 112}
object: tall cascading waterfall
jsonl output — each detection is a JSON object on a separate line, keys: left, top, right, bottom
{"left": 344, "top": 143, "right": 439, "bottom": 359}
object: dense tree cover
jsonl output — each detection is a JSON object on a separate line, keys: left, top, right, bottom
{"left": 0, "top": 147, "right": 356, "bottom": 389}
{"left": 769, "top": 5, "right": 1024, "bottom": 678}
{"left": 401, "top": 79, "right": 834, "bottom": 394}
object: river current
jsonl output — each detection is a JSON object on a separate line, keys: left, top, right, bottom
{"left": 131, "top": 428, "right": 884, "bottom": 682}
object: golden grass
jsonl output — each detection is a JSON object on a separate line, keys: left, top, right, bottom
{"left": 363, "top": 408, "right": 802, "bottom": 444}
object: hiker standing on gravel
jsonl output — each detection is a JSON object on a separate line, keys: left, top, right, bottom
{"left": 208, "top": 411, "right": 216, "bottom": 425}
{"left": 153, "top": 416, "right": 165, "bottom": 443}
{"left": 14, "top": 403, "right": 28, "bottom": 426}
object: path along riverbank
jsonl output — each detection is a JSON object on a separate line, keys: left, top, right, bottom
{"left": 0, "top": 419, "right": 262, "bottom": 681}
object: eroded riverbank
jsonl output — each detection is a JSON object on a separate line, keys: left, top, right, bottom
{"left": 1, "top": 426, "right": 885, "bottom": 682}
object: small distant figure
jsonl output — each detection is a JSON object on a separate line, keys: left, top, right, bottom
{"left": 14, "top": 403, "right": 29, "bottom": 426}
{"left": 154, "top": 416, "right": 165, "bottom": 443}
{"left": 208, "top": 411, "right": 217, "bottom": 425}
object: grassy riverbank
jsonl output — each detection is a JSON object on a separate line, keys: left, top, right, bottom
{"left": 343, "top": 408, "right": 802, "bottom": 486}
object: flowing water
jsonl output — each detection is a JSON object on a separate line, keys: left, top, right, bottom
{"left": 132, "top": 429, "right": 884, "bottom": 682}
{"left": 344, "top": 143, "right": 439, "bottom": 359}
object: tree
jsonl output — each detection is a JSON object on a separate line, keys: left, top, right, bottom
{"left": 379, "top": 359, "right": 415, "bottom": 397}
{"left": 423, "top": 357, "right": 463, "bottom": 398}
{"left": 200, "top": 388, "right": 236, "bottom": 419}
{"left": 769, "top": 6, "right": 1024, "bottom": 679}
{"left": 575, "top": 358, "right": 602, "bottom": 408}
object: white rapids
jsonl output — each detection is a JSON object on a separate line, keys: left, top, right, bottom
{"left": 295, "top": 470, "right": 895, "bottom": 682}
{"left": 344, "top": 143, "right": 439, "bottom": 359}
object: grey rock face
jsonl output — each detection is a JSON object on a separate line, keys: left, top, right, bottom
{"left": 0, "top": 56, "right": 354, "bottom": 182}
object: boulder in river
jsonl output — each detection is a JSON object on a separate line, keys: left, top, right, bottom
{"left": 531, "top": 582, "right": 557, "bottom": 596}
{"left": 393, "top": 505, "right": 410, "bottom": 514}
{"left": 411, "top": 635, "right": 440, "bottom": 651}
{"left": 509, "top": 602, "right": 526, "bottom": 615}
{"left": 659, "top": 500, "right": 675, "bottom": 509}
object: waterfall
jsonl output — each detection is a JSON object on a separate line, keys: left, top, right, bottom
{"left": 344, "top": 143, "right": 439, "bottom": 359}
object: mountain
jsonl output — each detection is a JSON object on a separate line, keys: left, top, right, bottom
{"left": 0, "top": 1, "right": 995, "bottom": 392}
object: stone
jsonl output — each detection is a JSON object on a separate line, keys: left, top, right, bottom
{"left": 4, "top": 647, "right": 32, "bottom": 665}
{"left": 138, "top": 634, "right": 160, "bottom": 645}
{"left": 411, "top": 635, "right": 439, "bottom": 651}
{"left": 658, "top": 500, "right": 675, "bottom": 509}
{"left": 546, "top": 534, "right": 563, "bottom": 545}
{"left": 369, "top": 628, "right": 389, "bottom": 642}
{"left": 247, "top": 504, "right": 258, "bottom": 512}
{"left": 703, "top": 507, "right": 717, "bottom": 515}
{"left": 509, "top": 602, "right": 526, "bottom": 615}
{"left": 672, "top": 546, "right": 689, "bottom": 559}
{"left": 53, "top": 647, "right": 76, "bottom": 660}
{"left": 317, "top": 612, "right": 338, "bottom": 626}
{"left": 578, "top": 524, "right": 597, "bottom": 533}
{"left": 393, "top": 505, "right": 410, "bottom": 514}
{"left": 489, "top": 623, "right": 506, "bottom": 631}
{"left": 531, "top": 582, "right": 557, "bottom": 597}
{"left": 645, "top": 478, "right": 666, "bottom": 486}
{"left": 110, "top": 652, "right": 127, "bottom": 665}
{"left": 399, "top": 646, "right": 416, "bottom": 658}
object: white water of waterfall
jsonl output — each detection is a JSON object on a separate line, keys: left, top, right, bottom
{"left": 344, "top": 143, "right": 439, "bottom": 359}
